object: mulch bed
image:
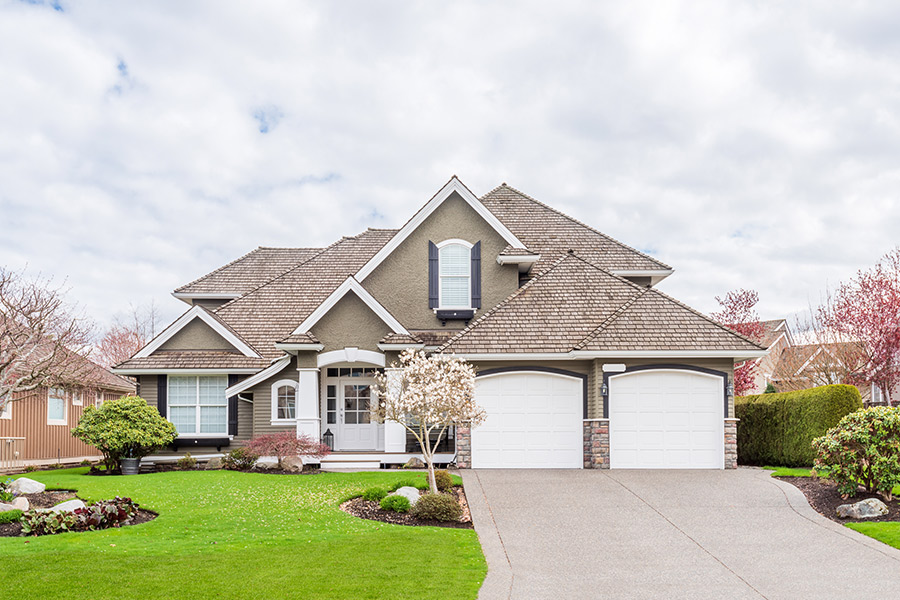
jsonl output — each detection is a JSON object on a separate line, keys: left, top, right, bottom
{"left": 0, "top": 490, "right": 157, "bottom": 537}
{"left": 777, "top": 476, "right": 900, "bottom": 524}
{"left": 341, "top": 486, "right": 473, "bottom": 529}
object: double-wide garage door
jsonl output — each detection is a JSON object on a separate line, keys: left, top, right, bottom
{"left": 471, "top": 368, "right": 726, "bottom": 469}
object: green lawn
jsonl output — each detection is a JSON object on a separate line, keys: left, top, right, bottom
{"left": 763, "top": 466, "right": 900, "bottom": 551}
{"left": 1, "top": 468, "right": 486, "bottom": 599}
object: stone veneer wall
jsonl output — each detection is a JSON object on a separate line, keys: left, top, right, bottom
{"left": 724, "top": 418, "right": 738, "bottom": 469}
{"left": 583, "top": 419, "right": 610, "bottom": 469}
{"left": 456, "top": 426, "right": 471, "bottom": 469}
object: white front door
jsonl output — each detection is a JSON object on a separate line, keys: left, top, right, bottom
{"left": 337, "top": 379, "right": 377, "bottom": 450}
{"left": 608, "top": 369, "right": 725, "bottom": 469}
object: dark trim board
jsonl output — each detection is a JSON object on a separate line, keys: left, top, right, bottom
{"left": 602, "top": 364, "right": 730, "bottom": 419}
{"left": 476, "top": 366, "right": 589, "bottom": 420}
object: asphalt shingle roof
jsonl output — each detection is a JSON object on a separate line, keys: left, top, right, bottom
{"left": 116, "top": 351, "right": 269, "bottom": 371}
{"left": 175, "top": 247, "right": 323, "bottom": 295}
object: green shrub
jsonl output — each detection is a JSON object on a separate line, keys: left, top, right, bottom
{"left": 735, "top": 384, "right": 862, "bottom": 466}
{"left": 71, "top": 396, "right": 177, "bottom": 472}
{"left": 0, "top": 509, "right": 23, "bottom": 525}
{"left": 176, "top": 453, "right": 197, "bottom": 471}
{"left": 79, "top": 459, "right": 92, "bottom": 467}
{"left": 23, "top": 465, "right": 37, "bottom": 473}
{"left": 362, "top": 487, "right": 388, "bottom": 502}
{"left": 380, "top": 495, "right": 411, "bottom": 513}
{"left": 410, "top": 492, "right": 462, "bottom": 522}
{"left": 813, "top": 406, "right": 900, "bottom": 500}
{"left": 390, "top": 479, "right": 419, "bottom": 492}
{"left": 222, "top": 447, "right": 259, "bottom": 471}
{"left": 22, "top": 509, "right": 76, "bottom": 536}
{"left": 433, "top": 469, "right": 453, "bottom": 492}
{"left": 764, "top": 383, "right": 777, "bottom": 394}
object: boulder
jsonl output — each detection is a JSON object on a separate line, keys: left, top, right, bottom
{"left": 282, "top": 457, "right": 304, "bottom": 473}
{"left": 39, "top": 499, "right": 87, "bottom": 514}
{"left": 0, "top": 502, "right": 15, "bottom": 512}
{"left": 12, "top": 497, "right": 28, "bottom": 511}
{"left": 403, "top": 457, "right": 425, "bottom": 469}
{"left": 390, "top": 486, "right": 421, "bottom": 506}
{"left": 9, "top": 477, "right": 45, "bottom": 495}
{"left": 254, "top": 461, "right": 275, "bottom": 471}
{"left": 204, "top": 457, "right": 223, "bottom": 470}
{"left": 836, "top": 498, "right": 890, "bottom": 519}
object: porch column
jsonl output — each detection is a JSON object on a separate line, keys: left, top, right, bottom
{"left": 296, "top": 368, "right": 320, "bottom": 440}
{"left": 383, "top": 367, "right": 406, "bottom": 452}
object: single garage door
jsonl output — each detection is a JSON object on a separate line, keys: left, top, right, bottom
{"left": 471, "top": 371, "right": 584, "bottom": 469}
{"left": 608, "top": 369, "right": 724, "bottom": 469}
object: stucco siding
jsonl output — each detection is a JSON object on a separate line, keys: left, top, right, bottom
{"left": 364, "top": 192, "right": 520, "bottom": 331}
{"left": 310, "top": 293, "right": 393, "bottom": 353}
{"left": 157, "top": 318, "right": 239, "bottom": 352}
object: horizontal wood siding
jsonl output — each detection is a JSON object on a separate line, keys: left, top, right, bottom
{"left": 0, "top": 385, "right": 129, "bottom": 462}
{"left": 251, "top": 355, "right": 299, "bottom": 438}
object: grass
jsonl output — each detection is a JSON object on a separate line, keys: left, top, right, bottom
{"left": 1, "top": 468, "right": 485, "bottom": 599}
{"left": 763, "top": 465, "right": 900, "bottom": 551}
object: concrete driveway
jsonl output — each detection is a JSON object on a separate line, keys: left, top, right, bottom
{"left": 462, "top": 468, "right": 900, "bottom": 600}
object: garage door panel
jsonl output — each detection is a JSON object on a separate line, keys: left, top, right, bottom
{"left": 609, "top": 369, "right": 725, "bottom": 469}
{"left": 471, "top": 372, "right": 583, "bottom": 469}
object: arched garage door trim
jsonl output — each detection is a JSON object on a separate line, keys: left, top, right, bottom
{"left": 602, "top": 364, "right": 729, "bottom": 419}
{"left": 477, "top": 367, "right": 588, "bottom": 419}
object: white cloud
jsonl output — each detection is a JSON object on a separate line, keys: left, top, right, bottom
{"left": 0, "top": 0, "right": 898, "bottom": 334}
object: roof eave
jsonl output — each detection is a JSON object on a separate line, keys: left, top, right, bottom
{"left": 609, "top": 269, "right": 674, "bottom": 286}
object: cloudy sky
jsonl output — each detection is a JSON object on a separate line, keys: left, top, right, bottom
{"left": 2, "top": 0, "right": 899, "bottom": 335}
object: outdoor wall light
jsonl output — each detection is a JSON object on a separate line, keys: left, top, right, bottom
{"left": 726, "top": 383, "right": 734, "bottom": 397}
{"left": 601, "top": 382, "right": 609, "bottom": 397}
{"left": 322, "top": 428, "right": 334, "bottom": 451}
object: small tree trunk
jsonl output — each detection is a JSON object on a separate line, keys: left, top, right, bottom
{"left": 424, "top": 454, "right": 438, "bottom": 494}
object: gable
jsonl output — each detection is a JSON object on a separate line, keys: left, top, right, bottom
{"left": 310, "top": 292, "right": 394, "bottom": 353}
{"left": 133, "top": 305, "right": 261, "bottom": 359}
{"left": 157, "top": 318, "right": 241, "bottom": 353}
{"left": 363, "top": 191, "right": 520, "bottom": 331}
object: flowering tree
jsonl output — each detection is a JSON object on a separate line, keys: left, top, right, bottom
{"left": 245, "top": 431, "right": 330, "bottom": 470}
{"left": 711, "top": 289, "right": 765, "bottom": 395}
{"left": 822, "top": 247, "right": 900, "bottom": 405}
{"left": 95, "top": 302, "right": 160, "bottom": 368}
{"left": 373, "top": 350, "right": 485, "bottom": 493}
{"left": 0, "top": 267, "right": 94, "bottom": 414}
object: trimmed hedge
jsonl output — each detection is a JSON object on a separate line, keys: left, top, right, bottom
{"left": 735, "top": 384, "right": 862, "bottom": 466}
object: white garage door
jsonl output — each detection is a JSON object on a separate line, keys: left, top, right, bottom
{"left": 472, "top": 372, "right": 584, "bottom": 469}
{"left": 608, "top": 369, "right": 724, "bottom": 469}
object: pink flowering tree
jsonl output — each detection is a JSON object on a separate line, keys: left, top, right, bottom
{"left": 245, "top": 431, "right": 330, "bottom": 470}
{"left": 711, "top": 288, "right": 766, "bottom": 396}
{"left": 373, "top": 349, "right": 485, "bottom": 493}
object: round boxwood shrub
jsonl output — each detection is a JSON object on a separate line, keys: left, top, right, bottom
{"left": 433, "top": 469, "right": 453, "bottom": 492}
{"left": 71, "top": 396, "right": 177, "bottom": 472}
{"left": 813, "top": 406, "right": 900, "bottom": 500}
{"left": 410, "top": 492, "right": 462, "bottom": 522}
{"left": 380, "top": 495, "right": 411, "bottom": 513}
{"left": 362, "top": 487, "right": 388, "bottom": 502}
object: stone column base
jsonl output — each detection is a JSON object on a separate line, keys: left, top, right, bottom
{"left": 724, "top": 418, "right": 739, "bottom": 469}
{"left": 456, "top": 426, "right": 471, "bottom": 469}
{"left": 583, "top": 419, "right": 610, "bottom": 469}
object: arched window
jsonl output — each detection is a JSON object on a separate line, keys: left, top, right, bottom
{"left": 271, "top": 380, "right": 298, "bottom": 422}
{"left": 438, "top": 240, "right": 471, "bottom": 308}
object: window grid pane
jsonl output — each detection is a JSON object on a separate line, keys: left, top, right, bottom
{"left": 169, "top": 377, "right": 196, "bottom": 405}
{"left": 48, "top": 397, "right": 65, "bottom": 421}
{"left": 441, "top": 277, "right": 470, "bottom": 307}
{"left": 199, "top": 406, "right": 226, "bottom": 433}
{"left": 277, "top": 386, "right": 296, "bottom": 419}
{"left": 198, "top": 376, "right": 227, "bottom": 405}
{"left": 170, "top": 406, "right": 196, "bottom": 434}
{"left": 439, "top": 244, "right": 470, "bottom": 275}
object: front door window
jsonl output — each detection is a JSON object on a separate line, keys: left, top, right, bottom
{"left": 343, "top": 384, "right": 371, "bottom": 424}
{"left": 337, "top": 379, "right": 377, "bottom": 450}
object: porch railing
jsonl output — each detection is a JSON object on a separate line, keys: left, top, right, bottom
{"left": 0, "top": 437, "right": 25, "bottom": 473}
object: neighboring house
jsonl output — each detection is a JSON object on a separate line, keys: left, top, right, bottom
{"left": 748, "top": 319, "right": 793, "bottom": 394}
{"left": 114, "top": 177, "right": 765, "bottom": 470}
{"left": 771, "top": 341, "right": 896, "bottom": 405}
{"left": 0, "top": 359, "right": 135, "bottom": 472}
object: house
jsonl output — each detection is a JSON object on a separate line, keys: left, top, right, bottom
{"left": 771, "top": 341, "right": 895, "bottom": 405}
{"left": 747, "top": 319, "right": 793, "bottom": 394}
{"left": 113, "top": 177, "right": 766, "bottom": 470}
{"left": 0, "top": 357, "right": 135, "bottom": 472}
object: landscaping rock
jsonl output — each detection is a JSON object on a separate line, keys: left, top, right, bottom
{"left": 403, "top": 457, "right": 425, "bottom": 469}
{"left": 12, "top": 497, "right": 28, "bottom": 511}
{"left": 9, "top": 477, "right": 45, "bottom": 495}
{"left": 836, "top": 498, "right": 889, "bottom": 519}
{"left": 204, "top": 457, "right": 223, "bottom": 470}
{"left": 390, "top": 486, "right": 421, "bottom": 506}
{"left": 254, "top": 461, "right": 275, "bottom": 471}
{"left": 0, "top": 502, "right": 15, "bottom": 512}
{"left": 282, "top": 457, "right": 304, "bottom": 473}
{"left": 39, "top": 499, "right": 87, "bottom": 514}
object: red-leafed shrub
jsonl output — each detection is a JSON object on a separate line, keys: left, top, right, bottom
{"left": 244, "top": 432, "right": 330, "bottom": 470}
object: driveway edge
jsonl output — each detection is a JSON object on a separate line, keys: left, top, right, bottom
{"left": 460, "top": 471, "right": 513, "bottom": 600}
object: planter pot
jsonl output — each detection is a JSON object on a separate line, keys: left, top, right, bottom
{"left": 121, "top": 458, "right": 141, "bottom": 475}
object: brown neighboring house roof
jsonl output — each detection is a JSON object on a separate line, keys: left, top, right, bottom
{"left": 116, "top": 351, "right": 269, "bottom": 371}
{"left": 79, "top": 356, "right": 136, "bottom": 393}
{"left": 480, "top": 184, "right": 672, "bottom": 273}
{"left": 213, "top": 228, "right": 398, "bottom": 359}
{"left": 174, "top": 247, "right": 323, "bottom": 296}
{"left": 758, "top": 319, "right": 788, "bottom": 348}
{"left": 441, "top": 253, "right": 763, "bottom": 355}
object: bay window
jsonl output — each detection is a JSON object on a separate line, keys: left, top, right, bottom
{"left": 168, "top": 375, "right": 228, "bottom": 435}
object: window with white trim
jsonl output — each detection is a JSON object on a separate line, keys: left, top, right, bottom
{"left": 95, "top": 391, "right": 104, "bottom": 407}
{"left": 48, "top": 387, "right": 67, "bottom": 425}
{"left": 71, "top": 389, "right": 82, "bottom": 406}
{"left": 438, "top": 241, "right": 471, "bottom": 309}
{"left": 0, "top": 401, "right": 10, "bottom": 420}
{"left": 271, "top": 380, "right": 298, "bottom": 422}
{"left": 168, "top": 375, "right": 228, "bottom": 435}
